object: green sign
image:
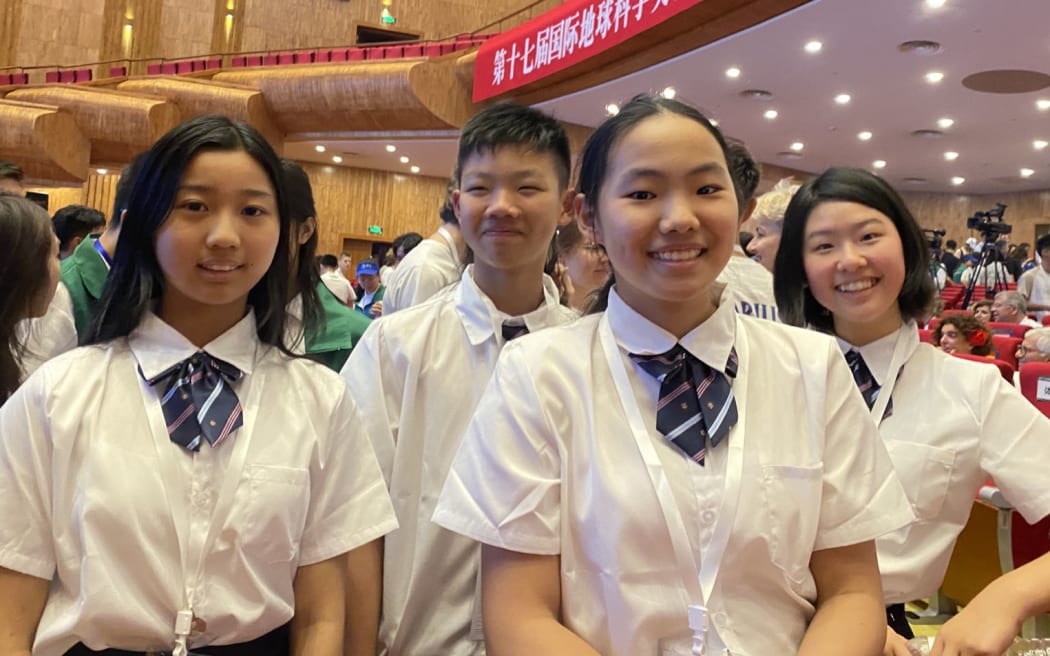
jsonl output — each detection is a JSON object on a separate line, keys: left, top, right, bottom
{"left": 368, "top": 225, "right": 383, "bottom": 235}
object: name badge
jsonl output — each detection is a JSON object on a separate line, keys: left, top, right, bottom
{"left": 1038, "top": 376, "right": 1050, "bottom": 402}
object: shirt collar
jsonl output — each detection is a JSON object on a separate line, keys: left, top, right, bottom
{"left": 131, "top": 310, "right": 260, "bottom": 380}
{"left": 607, "top": 283, "right": 737, "bottom": 373}
{"left": 835, "top": 322, "right": 909, "bottom": 386}
{"left": 455, "top": 264, "right": 565, "bottom": 346}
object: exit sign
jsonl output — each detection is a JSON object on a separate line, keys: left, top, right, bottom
{"left": 368, "top": 225, "right": 383, "bottom": 235}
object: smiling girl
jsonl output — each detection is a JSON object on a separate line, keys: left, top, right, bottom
{"left": 432, "top": 96, "right": 911, "bottom": 656}
{"left": 774, "top": 166, "right": 1050, "bottom": 656}
{"left": 0, "top": 116, "right": 396, "bottom": 656}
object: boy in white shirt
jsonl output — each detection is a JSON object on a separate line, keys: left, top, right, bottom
{"left": 1018, "top": 234, "right": 1050, "bottom": 320}
{"left": 341, "top": 102, "right": 578, "bottom": 656}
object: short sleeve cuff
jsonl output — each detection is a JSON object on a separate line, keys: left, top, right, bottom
{"left": 0, "top": 549, "right": 55, "bottom": 580}
{"left": 432, "top": 507, "right": 560, "bottom": 556}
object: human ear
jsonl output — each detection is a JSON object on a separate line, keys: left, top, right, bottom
{"left": 558, "top": 188, "right": 576, "bottom": 227}
{"left": 575, "top": 195, "right": 602, "bottom": 243}
{"left": 298, "top": 216, "right": 317, "bottom": 245}
{"left": 452, "top": 189, "right": 462, "bottom": 222}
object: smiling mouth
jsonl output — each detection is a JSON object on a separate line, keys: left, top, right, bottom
{"left": 836, "top": 278, "right": 879, "bottom": 293}
{"left": 651, "top": 248, "right": 703, "bottom": 262}
{"left": 199, "top": 263, "right": 241, "bottom": 272}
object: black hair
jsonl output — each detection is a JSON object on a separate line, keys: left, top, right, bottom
{"left": 109, "top": 153, "right": 146, "bottom": 229}
{"left": 1036, "top": 233, "right": 1050, "bottom": 256}
{"left": 725, "top": 138, "right": 760, "bottom": 215}
{"left": 0, "top": 193, "right": 54, "bottom": 401}
{"left": 774, "top": 167, "right": 936, "bottom": 332}
{"left": 578, "top": 94, "right": 732, "bottom": 314}
{"left": 945, "top": 239, "right": 957, "bottom": 249}
{"left": 86, "top": 115, "right": 295, "bottom": 351}
{"left": 393, "top": 232, "right": 423, "bottom": 257}
{"left": 319, "top": 253, "right": 338, "bottom": 269}
{"left": 0, "top": 161, "right": 24, "bottom": 184}
{"left": 280, "top": 159, "right": 322, "bottom": 334}
{"left": 52, "top": 204, "right": 106, "bottom": 254}
{"left": 455, "top": 101, "right": 571, "bottom": 189}
{"left": 439, "top": 176, "right": 458, "bottom": 225}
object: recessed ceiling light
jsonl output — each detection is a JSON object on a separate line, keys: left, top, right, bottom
{"left": 925, "top": 0, "right": 946, "bottom": 8}
{"left": 385, "top": 144, "right": 396, "bottom": 152}
{"left": 1035, "top": 140, "right": 1049, "bottom": 150}
{"left": 1020, "top": 168, "right": 1035, "bottom": 178}
{"left": 1037, "top": 100, "right": 1050, "bottom": 111}
{"left": 858, "top": 131, "right": 873, "bottom": 141}
{"left": 789, "top": 142, "right": 804, "bottom": 151}
{"left": 315, "top": 145, "right": 326, "bottom": 153}
{"left": 944, "top": 151, "right": 959, "bottom": 161}
{"left": 410, "top": 165, "right": 421, "bottom": 174}
{"left": 661, "top": 86, "right": 676, "bottom": 99}
{"left": 951, "top": 176, "right": 965, "bottom": 185}
{"left": 605, "top": 103, "right": 620, "bottom": 115}
{"left": 764, "top": 109, "right": 778, "bottom": 120}
{"left": 872, "top": 160, "right": 887, "bottom": 169}
{"left": 804, "top": 40, "right": 822, "bottom": 53}
{"left": 332, "top": 155, "right": 342, "bottom": 163}
{"left": 834, "top": 93, "right": 851, "bottom": 105}
{"left": 937, "top": 117, "right": 954, "bottom": 129}
{"left": 725, "top": 67, "right": 741, "bottom": 79}
{"left": 399, "top": 155, "right": 410, "bottom": 163}
{"left": 926, "top": 71, "right": 944, "bottom": 83}
{"left": 96, "top": 168, "right": 108, "bottom": 175}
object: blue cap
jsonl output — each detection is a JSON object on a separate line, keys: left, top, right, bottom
{"left": 357, "top": 260, "right": 379, "bottom": 276}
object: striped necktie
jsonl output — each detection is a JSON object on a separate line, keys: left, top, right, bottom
{"left": 501, "top": 322, "right": 529, "bottom": 342}
{"left": 630, "top": 345, "right": 739, "bottom": 466}
{"left": 844, "top": 349, "right": 881, "bottom": 410}
{"left": 142, "top": 351, "right": 244, "bottom": 452}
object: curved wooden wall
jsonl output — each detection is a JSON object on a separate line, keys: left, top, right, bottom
{"left": 0, "top": 99, "right": 89, "bottom": 182}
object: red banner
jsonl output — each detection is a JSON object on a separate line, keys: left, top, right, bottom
{"left": 473, "top": 0, "right": 706, "bottom": 102}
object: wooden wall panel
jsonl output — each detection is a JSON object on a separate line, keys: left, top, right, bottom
{"left": 158, "top": 0, "right": 214, "bottom": 60}
{"left": 0, "top": 0, "right": 24, "bottom": 68}
{"left": 37, "top": 172, "right": 120, "bottom": 216}
{"left": 14, "top": 0, "right": 104, "bottom": 69}
{"left": 42, "top": 186, "right": 85, "bottom": 214}
{"left": 301, "top": 162, "right": 448, "bottom": 257}
{"left": 899, "top": 189, "right": 1050, "bottom": 250}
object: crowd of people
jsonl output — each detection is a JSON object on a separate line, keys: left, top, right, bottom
{"left": 0, "top": 95, "right": 1048, "bottom": 656}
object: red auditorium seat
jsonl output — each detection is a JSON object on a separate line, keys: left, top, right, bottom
{"left": 58, "top": 70, "right": 75, "bottom": 83}
{"left": 991, "top": 334, "right": 1021, "bottom": 371}
{"left": 382, "top": 46, "right": 404, "bottom": 58}
{"left": 146, "top": 63, "right": 162, "bottom": 75}
{"left": 917, "top": 328, "right": 935, "bottom": 344}
{"left": 246, "top": 55, "right": 263, "bottom": 67}
{"left": 952, "top": 353, "right": 1014, "bottom": 383}
{"left": 314, "top": 49, "right": 332, "bottom": 63}
{"left": 987, "top": 322, "right": 1031, "bottom": 339}
{"left": 348, "top": 48, "right": 366, "bottom": 61}
{"left": 293, "top": 51, "right": 314, "bottom": 64}
{"left": 205, "top": 58, "right": 221, "bottom": 70}
{"left": 927, "top": 317, "right": 940, "bottom": 331}
{"left": 329, "top": 49, "right": 349, "bottom": 62}
{"left": 109, "top": 66, "right": 127, "bottom": 77}
{"left": 1044, "top": 315, "right": 1050, "bottom": 326}
{"left": 450, "top": 40, "right": 473, "bottom": 52}
{"left": 262, "top": 54, "right": 278, "bottom": 66}
{"left": 277, "top": 52, "right": 294, "bottom": 65}
{"left": 365, "top": 47, "right": 385, "bottom": 60}
{"left": 11, "top": 73, "right": 28, "bottom": 84}
{"left": 942, "top": 308, "right": 974, "bottom": 318}
{"left": 176, "top": 61, "right": 193, "bottom": 74}
{"left": 0, "top": 74, "right": 11, "bottom": 85}
{"left": 403, "top": 44, "right": 424, "bottom": 57}
{"left": 74, "top": 68, "right": 92, "bottom": 82}
{"left": 1019, "top": 362, "right": 1050, "bottom": 418}
{"left": 423, "top": 43, "right": 444, "bottom": 57}
{"left": 45, "top": 70, "right": 60, "bottom": 83}
{"left": 161, "top": 63, "right": 177, "bottom": 74}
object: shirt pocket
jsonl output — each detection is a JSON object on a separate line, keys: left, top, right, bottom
{"left": 884, "top": 441, "right": 956, "bottom": 521}
{"left": 761, "top": 463, "right": 823, "bottom": 585}
{"left": 233, "top": 464, "right": 311, "bottom": 564}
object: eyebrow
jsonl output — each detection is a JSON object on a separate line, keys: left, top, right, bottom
{"left": 462, "top": 169, "right": 548, "bottom": 181}
{"left": 620, "top": 161, "right": 726, "bottom": 180}
{"left": 178, "top": 184, "right": 274, "bottom": 199}
{"left": 805, "top": 218, "right": 885, "bottom": 240}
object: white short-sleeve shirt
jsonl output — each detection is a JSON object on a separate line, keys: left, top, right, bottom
{"left": 716, "top": 247, "right": 779, "bottom": 321}
{"left": 382, "top": 229, "right": 463, "bottom": 315}
{"left": 434, "top": 287, "right": 912, "bottom": 656}
{"left": 16, "top": 281, "right": 78, "bottom": 379}
{"left": 0, "top": 311, "right": 397, "bottom": 655}
{"left": 341, "top": 266, "right": 577, "bottom": 656}
{"left": 841, "top": 323, "right": 1050, "bottom": 603}
{"left": 1018, "top": 266, "right": 1050, "bottom": 319}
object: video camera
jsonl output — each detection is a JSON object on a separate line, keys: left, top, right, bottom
{"left": 966, "top": 203, "right": 1011, "bottom": 236}
{"left": 923, "top": 228, "right": 946, "bottom": 252}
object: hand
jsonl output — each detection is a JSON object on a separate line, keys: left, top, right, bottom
{"left": 369, "top": 301, "right": 383, "bottom": 318}
{"left": 884, "top": 626, "right": 918, "bottom": 656}
{"left": 928, "top": 605, "right": 1021, "bottom": 656}
{"left": 552, "top": 262, "right": 575, "bottom": 305}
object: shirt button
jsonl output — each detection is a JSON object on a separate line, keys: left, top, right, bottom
{"left": 712, "top": 611, "right": 728, "bottom": 627}
{"left": 701, "top": 509, "right": 716, "bottom": 525}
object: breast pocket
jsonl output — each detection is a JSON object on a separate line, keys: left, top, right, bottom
{"left": 233, "top": 464, "right": 311, "bottom": 564}
{"left": 885, "top": 441, "right": 956, "bottom": 521}
{"left": 761, "top": 463, "right": 823, "bottom": 585}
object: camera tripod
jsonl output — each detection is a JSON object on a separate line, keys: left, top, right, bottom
{"left": 961, "top": 233, "right": 1010, "bottom": 309}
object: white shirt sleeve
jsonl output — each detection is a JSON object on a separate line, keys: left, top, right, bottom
{"left": 16, "top": 283, "right": 78, "bottom": 379}
{"left": 433, "top": 344, "right": 562, "bottom": 555}
{"left": 339, "top": 321, "right": 398, "bottom": 483}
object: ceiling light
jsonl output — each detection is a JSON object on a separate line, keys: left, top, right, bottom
{"left": 1035, "top": 140, "right": 1049, "bottom": 150}
{"left": 332, "top": 155, "right": 342, "bottom": 163}
{"left": 605, "top": 103, "right": 620, "bottom": 115}
{"left": 385, "top": 144, "right": 396, "bottom": 152}
{"left": 96, "top": 168, "right": 108, "bottom": 175}
{"left": 764, "top": 109, "right": 778, "bottom": 119}
{"left": 937, "top": 117, "right": 954, "bottom": 129}
{"left": 926, "top": 71, "right": 944, "bottom": 83}
{"left": 399, "top": 155, "right": 410, "bottom": 163}
{"left": 661, "top": 86, "right": 676, "bottom": 99}
{"left": 315, "top": 145, "right": 326, "bottom": 153}
{"left": 709, "top": 119, "right": 719, "bottom": 126}
{"left": 725, "top": 67, "right": 741, "bottom": 79}
{"left": 1020, "top": 168, "right": 1035, "bottom": 178}
{"left": 872, "top": 160, "right": 887, "bottom": 169}
{"left": 410, "top": 165, "right": 421, "bottom": 174}
{"left": 925, "top": 0, "right": 946, "bottom": 8}
{"left": 1037, "top": 100, "right": 1050, "bottom": 111}
{"left": 951, "top": 176, "right": 965, "bottom": 185}
{"left": 943, "top": 151, "right": 959, "bottom": 161}
{"left": 804, "top": 40, "right": 822, "bottom": 53}
{"left": 834, "top": 93, "right": 851, "bottom": 105}
{"left": 858, "top": 131, "right": 873, "bottom": 141}
{"left": 789, "top": 142, "right": 804, "bottom": 151}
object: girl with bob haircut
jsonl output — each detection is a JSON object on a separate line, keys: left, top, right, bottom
{"left": 774, "top": 166, "right": 1050, "bottom": 656}
{"left": 0, "top": 194, "right": 60, "bottom": 401}
{"left": 433, "top": 95, "right": 912, "bottom": 656}
{"left": 0, "top": 115, "right": 396, "bottom": 656}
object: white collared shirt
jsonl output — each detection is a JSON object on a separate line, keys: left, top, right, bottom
{"left": 340, "top": 265, "right": 576, "bottom": 656}
{"left": 16, "top": 282, "right": 78, "bottom": 379}
{"left": 0, "top": 311, "right": 397, "bottom": 655}
{"left": 716, "top": 246, "right": 779, "bottom": 322}
{"left": 1018, "top": 266, "right": 1050, "bottom": 319}
{"left": 840, "top": 322, "right": 1050, "bottom": 603}
{"left": 320, "top": 269, "right": 354, "bottom": 304}
{"left": 383, "top": 230, "right": 463, "bottom": 315}
{"left": 434, "top": 286, "right": 912, "bottom": 656}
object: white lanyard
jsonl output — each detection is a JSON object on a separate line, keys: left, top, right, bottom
{"left": 598, "top": 315, "right": 745, "bottom": 653}
{"left": 867, "top": 324, "right": 917, "bottom": 426}
{"left": 138, "top": 349, "right": 263, "bottom": 654}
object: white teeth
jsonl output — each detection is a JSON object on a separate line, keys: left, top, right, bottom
{"left": 203, "top": 264, "right": 237, "bottom": 272}
{"left": 837, "top": 279, "right": 877, "bottom": 292}
{"left": 652, "top": 249, "right": 701, "bottom": 261}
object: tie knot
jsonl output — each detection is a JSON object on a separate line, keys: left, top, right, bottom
{"left": 501, "top": 322, "right": 529, "bottom": 342}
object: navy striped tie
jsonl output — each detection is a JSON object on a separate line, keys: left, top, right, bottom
{"left": 143, "top": 351, "right": 244, "bottom": 452}
{"left": 844, "top": 349, "right": 881, "bottom": 410}
{"left": 501, "top": 322, "right": 529, "bottom": 342}
{"left": 630, "top": 345, "right": 739, "bottom": 466}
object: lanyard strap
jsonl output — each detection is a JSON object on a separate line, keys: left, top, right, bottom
{"left": 869, "top": 324, "right": 918, "bottom": 425}
{"left": 93, "top": 238, "right": 113, "bottom": 268}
